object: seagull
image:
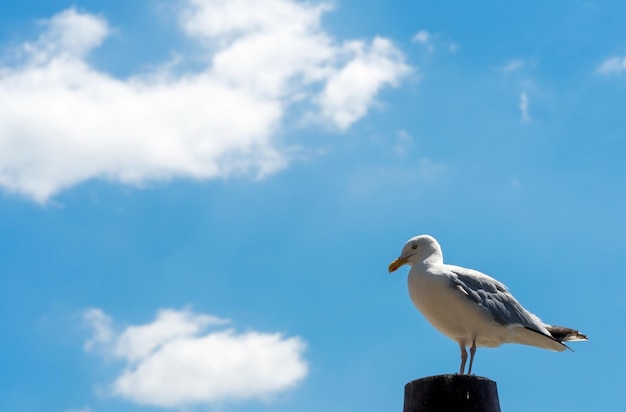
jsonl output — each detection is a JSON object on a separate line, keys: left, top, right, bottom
{"left": 388, "top": 234, "right": 587, "bottom": 375}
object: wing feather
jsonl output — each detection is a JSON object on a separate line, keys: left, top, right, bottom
{"left": 447, "top": 265, "right": 550, "bottom": 337}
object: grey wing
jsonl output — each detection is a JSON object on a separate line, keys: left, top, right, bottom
{"left": 447, "top": 265, "right": 549, "bottom": 335}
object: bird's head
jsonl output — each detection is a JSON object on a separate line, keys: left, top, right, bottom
{"left": 388, "top": 234, "right": 443, "bottom": 273}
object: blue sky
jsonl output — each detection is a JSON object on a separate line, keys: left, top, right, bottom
{"left": 1, "top": 1, "right": 624, "bottom": 411}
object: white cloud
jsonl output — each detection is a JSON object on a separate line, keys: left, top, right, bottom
{"left": 596, "top": 56, "right": 626, "bottom": 75}
{"left": 318, "top": 38, "right": 410, "bottom": 130}
{"left": 180, "top": 0, "right": 335, "bottom": 98}
{"left": 27, "top": 9, "right": 109, "bottom": 61}
{"left": 0, "top": 1, "right": 411, "bottom": 202}
{"left": 83, "top": 308, "right": 308, "bottom": 408}
{"left": 114, "top": 309, "right": 228, "bottom": 363}
{"left": 519, "top": 91, "right": 530, "bottom": 122}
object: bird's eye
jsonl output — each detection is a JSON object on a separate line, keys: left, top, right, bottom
{"left": 411, "top": 244, "right": 418, "bottom": 250}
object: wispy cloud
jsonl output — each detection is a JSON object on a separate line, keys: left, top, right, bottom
{"left": 83, "top": 307, "right": 114, "bottom": 352}
{"left": 0, "top": 0, "right": 411, "bottom": 202}
{"left": 83, "top": 308, "right": 308, "bottom": 408}
{"left": 411, "top": 30, "right": 433, "bottom": 52}
{"left": 519, "top": 91, "right": 530, "bottom": 123}
{"left": 411, "top": 29, "right": 458, "bottom": 55}
{"left": 499, "top": 59, "right": 524, "bottom": 73}
{"left": 411, "top": 30, "right": 430, "bottom": 44}
{"left": 596, "top": 56, "right": 626, "bottom": 75}
{"left": 391, "top": 129, "right": 414, "bottom": 158}
{"left": 511, "top": 179, "right": 522, "bottom": 192}
{"left": 496, "top": 60, "right": 532, "bottom": 122}
{"left": 345, "top": 157, "right": 446, "bottom": 199}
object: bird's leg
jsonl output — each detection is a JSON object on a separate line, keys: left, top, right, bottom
{"left": 459, "top": 343, "right": 467, "bottom": 374}
{"left": 467, "top": 339, "right": 477, "bottom": 375}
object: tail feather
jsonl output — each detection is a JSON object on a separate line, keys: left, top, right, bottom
{"left": 546, "top": 325, "right": 588, "bottom": 342}
{"left": 516, "top": 327, "right": 569, "bottom": 351}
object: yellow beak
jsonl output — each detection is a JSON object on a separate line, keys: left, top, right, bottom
{"left": 388, "top": 256, "right": 408, "bottom": 273}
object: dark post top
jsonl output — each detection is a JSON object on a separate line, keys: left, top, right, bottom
{"left": 404, "top": 374, "right": 501, "bottom": 412}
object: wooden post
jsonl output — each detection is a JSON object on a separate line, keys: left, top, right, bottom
{"left": 404, "top": 375, "right": 501, "bottom": 412}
